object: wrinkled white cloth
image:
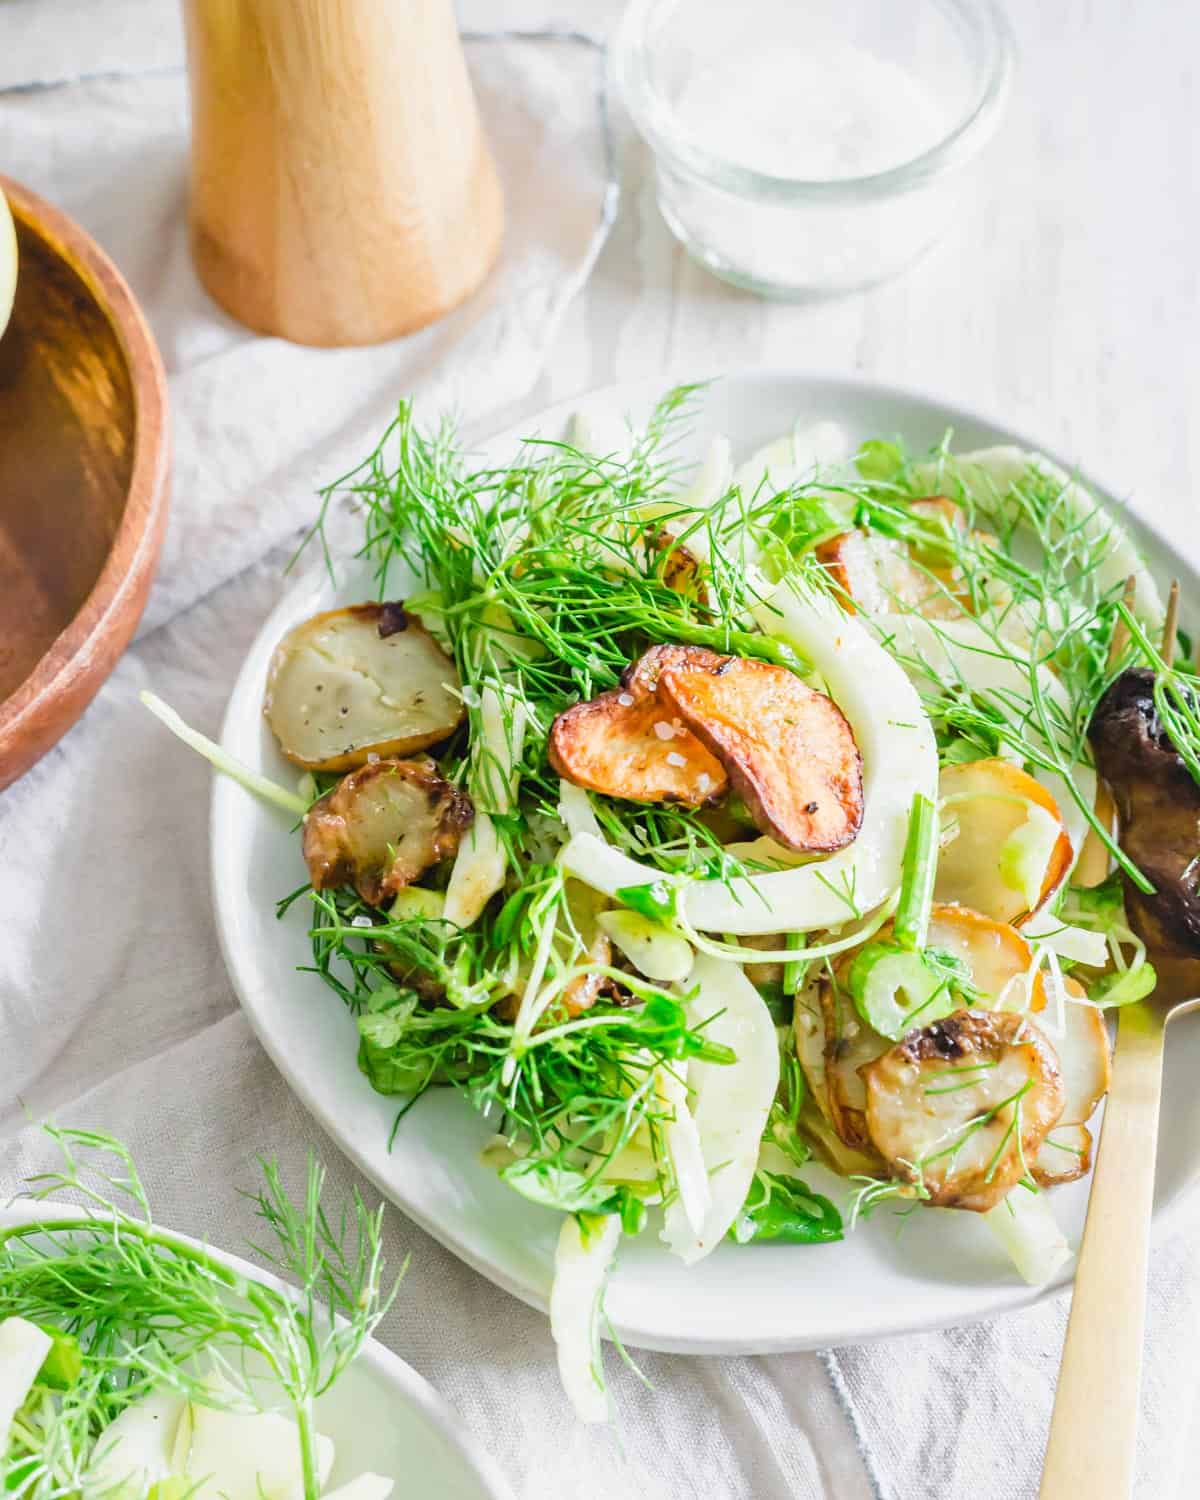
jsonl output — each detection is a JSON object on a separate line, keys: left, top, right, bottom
{"left": 1, "top": 4, "right": 1197, "bottom": 1499}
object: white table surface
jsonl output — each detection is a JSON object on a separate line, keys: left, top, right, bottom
{"left": 2, "top": 0, "right": 1199, "bottom": 1495}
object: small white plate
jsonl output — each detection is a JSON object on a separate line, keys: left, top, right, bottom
{"left": 1, "top": 1201, "right": 513, "bottom": 1500}
{"left": 212, "top": 371, "right": 1200, "bottom": 1355}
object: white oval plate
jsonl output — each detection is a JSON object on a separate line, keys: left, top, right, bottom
{"left": 212, "top": 371, "right": 1200, "bottom": 1355}
{"left": 1, "top": 1201, "right": 514, "bottom": 1500}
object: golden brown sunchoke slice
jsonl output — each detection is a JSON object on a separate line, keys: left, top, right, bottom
{"left": 621, "top": 643, "right": 727, "bottom": 697}
{"left": 548, "top": 645, "right": 729, "bottom": 807}
{"left": 818, "top": 978, "right": 890, "bottom": 1153}
{"left": 1027, "top": 980, "right": 1110, "bottom": 1187}
{"left": 1050, "top": 978, "right": 1112, "bottom": 1125}
{"left": 816, "top": 527, "right": 955, "bottom": 622}
{"left": 793, "top": 984, "right": 834, "bottom": 1128}
{"left": 815, "top": 496, "right": 993, "bottom": 621}
{"left": 1032, "top": 1123, "right": 1093, "bottom": 1188}
{"left": 862, "top": 1009, "right": 1065, "bottom": 1211}
{"left": 302, "top": 757, "right": 473, "bottom": 906}
{"left": 924, "top": 904, "right": 1048, "bottom": 1010}
{"left": 936, "top": 759, "right": 1073, "bottom": 926}
{"left": 656, "top": 654, "right": 864, "bottom": 852}
{"left": 264, "top": 602, "right": 464, "bottom": 772}
{"left": 651, "top": 530, "right": 708, "bottom": 604}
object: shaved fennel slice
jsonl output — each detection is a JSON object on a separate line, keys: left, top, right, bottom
{"left": 597, "top": 909, "right": 694, "bottom": 984}
{"left": 733, "top": 419, "right": 853, "bottom": 497}
{"left": 443, "top": 689, "right": 525, "bottom": 927}
{"left": 984, "top": 1187, "right": 1073, "bottom": 1285}
{"left": 1023, "top": 910, "right": 1109, "bottom": 968}
{"left": 913, "top": 445, "right": 1163, "bottom": 631}
{"left": 652, "top": 436, "right": 734, "bottom": 565}
{"left": 562, "top": 584, "right": 937, "bottom": 934}
{"left": 172, "top": 1385, "right": 335, "bottom": 1500}
{"left": 878, "top": 613, "right": 1096, "bottom": 884}
{"left": 87, "top": 1389, "right": 187, "bottom": 1497}
{"left": 558, "top": 779, "right": 602, "bottom": 839}
{"left": 568, "top": 408, "right": 629, "bottom": 464}
{"left": 443, "top": 815, "right": 505, "bottom": 931}
{"left": 321, "top": 1478, "right": 395, "bottom": 1500}
{"left": 999, "top": 802, "right": 1063, "bottom": 911}
{"left": 550, "top": 1213, "right": 622, "bottom": 1424}
{"left": 656, "top": 1062, "right": 710, "bottom": 1242}
{"left": 0, "top": 1317, "right": 53, "bottom": 1452}
{"left": 680, "top": 437, "right": 733, "bottom": 512}
{"left": 663, "top": 955, "right": 779, "bottom": 1265}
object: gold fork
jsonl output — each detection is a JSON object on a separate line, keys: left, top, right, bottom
{"left": 1040, "top": 581, "right": 1200, "bottom": 1498}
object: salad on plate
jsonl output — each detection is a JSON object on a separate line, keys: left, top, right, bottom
{"left": 147, "top": 384, "right": 1198, "bottom": 1420}
{"left": 1, "top": 1129, "right": 398, "bottom": 1500}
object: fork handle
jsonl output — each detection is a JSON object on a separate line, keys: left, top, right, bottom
{"left": 1039, "top": 1002, "right": 1166, "bottom": 1499}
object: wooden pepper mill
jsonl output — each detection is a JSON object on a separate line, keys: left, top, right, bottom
{"left": 181, "top": 0, "right": 504, "bottom": 346}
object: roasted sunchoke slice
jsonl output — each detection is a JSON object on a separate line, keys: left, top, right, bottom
{"left": 265, "top": 603, "right": 464, "bottom": 772}
{"left": 549, "top": 645, "right": 729, "bottom": 807}
{"left": 302, "top": 757, "right": 473, "bottom": 905}
{"left": 657, "top": 654, "right": 864, "bottom": 852}
{"left": 862, "top": 1009, "right": 1064, "bottom": 1211}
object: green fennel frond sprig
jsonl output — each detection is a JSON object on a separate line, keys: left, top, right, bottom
{"left": 1, "top": 1128, "right": 399, "bottom": 1500}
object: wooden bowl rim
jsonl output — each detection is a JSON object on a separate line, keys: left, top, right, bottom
{"left": 0, "top": 173, "right": 171, "bottom": 745}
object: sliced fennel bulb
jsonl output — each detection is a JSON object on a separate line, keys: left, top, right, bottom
{"left": 81, "top": 1379, "right": 389, "bottom": 1500}
{"left": 172, "top": 1387, "right": 335, "bottom": 1500}
{"left": 1022, "top": 910, "right": 1109, "bottom": 968}
{"left": 321, "top": 1477, "right": 395, "bottom": 1500}
{"left": 999, "top": 802, "right": 1064, "bottom": 911}
{"left": 732, "top": 418, "right": 854, "bottom": 497}
{"left": 550, "top": 1213, "right": 622, "bottom": 1424}
{"left": 561, "top": 581, "right": 938, "bottom": 935}
{"left": 984, "top": 1187, "right": 1072, "bottom": 1286}
{"left": 656, "top": 1061, "right": 710, "bottom": 1241}
{"left": 444, "top": 689, "right": 525, "bottom": 927}
{"left": 596, "top": 908, "right": 694, "bottom": 984}
{"left": 0, "top": 1317, "right": 53, "bottom": 1453}
{"left": 661, "top": 954, "right": 779, "bottom": 1264}
{"left": 87, "top": 1388, "right": 188, "bottom": 1498}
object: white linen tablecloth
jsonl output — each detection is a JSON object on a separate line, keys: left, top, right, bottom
{"left": 2, "top": 3, "right": 1198, "bottom": 1497}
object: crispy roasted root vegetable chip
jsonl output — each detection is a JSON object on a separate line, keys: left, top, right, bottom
{"left": 302, "top": 757, "right": 473, "bottom": 905}
{"left": 1032, "top": 1123, "right": 1093, "bottom": 1188}
{"left": 936, "top": 758, "right": 1072, "bottom": 925}
{"left": 548, "top": 645, "right": 729, "bottom": 807}
{"left": 862, "top": 1009, "right": 1065, "bottom": 1211}
{"left": 265, "top": 603, "right": 464, "bottom": 772}
{"left": 815, "top": 497, "right": 986, "bottom": 621}
{"left": 650, "top": 530, "right": 709, "bottom": 604}
{"left": 657, "top": 654, "right": 864, "bottom": 852}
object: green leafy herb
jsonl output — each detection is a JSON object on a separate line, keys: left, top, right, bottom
{"left": 730, "top": 1173, "right": 843, "bottom": 1245}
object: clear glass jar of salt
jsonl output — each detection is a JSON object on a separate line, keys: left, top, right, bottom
{"left": 615, "top": 0, "right": 1013, "bottom": 296}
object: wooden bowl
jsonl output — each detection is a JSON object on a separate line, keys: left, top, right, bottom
{"left": 0, "top": 175, "right": 170, "bottom": 791}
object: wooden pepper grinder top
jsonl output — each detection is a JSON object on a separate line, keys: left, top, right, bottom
{"left": 182, "top": 0, "right": 504, "bottom": 347}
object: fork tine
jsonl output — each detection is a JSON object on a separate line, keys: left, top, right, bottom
{"left": 1161, "top": 580, "right": 1180, "bottom": 666}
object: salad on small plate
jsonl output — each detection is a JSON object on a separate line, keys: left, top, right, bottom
{"left": 147, "top": 373, "right": 1200, "bottom": 1420}
{"left": 1, "top": 1128, "right": 512, "bottom": 1500}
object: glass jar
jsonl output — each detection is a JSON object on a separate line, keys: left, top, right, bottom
{"left": 614, "top": 0, "right": 1014, "bottom": 297}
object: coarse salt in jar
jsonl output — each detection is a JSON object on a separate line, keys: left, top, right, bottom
{"left": 615, "top": 0, "right": 1014, "bottom": 296}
